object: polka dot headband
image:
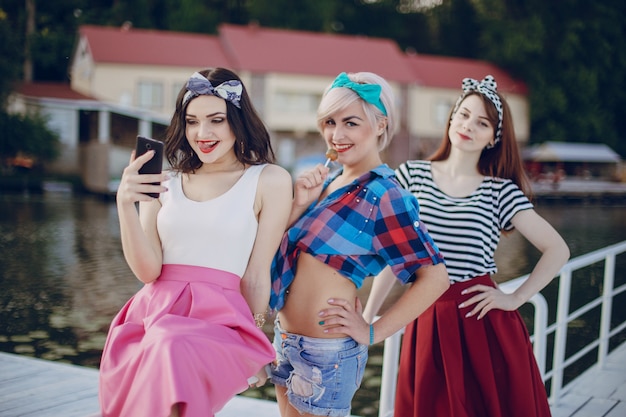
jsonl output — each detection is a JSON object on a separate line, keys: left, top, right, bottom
{"left": 452, "top": 75, "right": 503, "bottom": 148}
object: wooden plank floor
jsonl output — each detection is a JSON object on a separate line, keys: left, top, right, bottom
{"left": 549, "top": 341, "right": 626, "bottom": 417}
{"left": 0, "top": 352, "right": 279, "bottom": 417}
{"left": 1, "top": 342, "right": 625, "bottom": 417}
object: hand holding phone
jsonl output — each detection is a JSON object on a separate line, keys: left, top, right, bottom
{"left": 134, "top": 136, "right": 164, "bottom": 198}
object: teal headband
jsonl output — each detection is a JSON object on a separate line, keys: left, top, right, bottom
{"left": 330, "top": 72, "right": 388, "bottom": 116}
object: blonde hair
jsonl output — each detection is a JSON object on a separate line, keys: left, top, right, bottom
{"left": 316, "top": 72, "right": 397, "bottom": 151}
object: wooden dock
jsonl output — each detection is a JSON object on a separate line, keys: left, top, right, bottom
{"left": 531, "top": 178, "right": 626, "bottom": 204}
{"left": 548, "top": 341, "right": 626, "bottom": 417}
{"left": 1, "top": 343, "right": 625, "bottom": 417}
{"left": 0, "top": 351, "right": 279, "bottom": 417}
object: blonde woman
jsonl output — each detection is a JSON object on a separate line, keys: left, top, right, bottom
{"left": 269, "top": 72, "right": 449, "bottom": 417}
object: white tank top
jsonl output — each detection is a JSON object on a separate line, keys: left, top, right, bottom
{"left": 157, "top": 164, "right": 266, "bottom": 278}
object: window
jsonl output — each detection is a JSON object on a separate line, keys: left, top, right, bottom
{"left": 137, "top": 81, "right": 163, "bottom": 110}
{"left": 275, "top": 92, "right": 321, "bottom": 113}
{"left": 434, "top": 99, "right": 454, "bottom": 128}
{"left": 172, "top": 82, "right": 185, "bottom": 102}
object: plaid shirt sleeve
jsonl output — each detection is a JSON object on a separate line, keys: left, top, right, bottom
{"left": 270, "top": 167, "right": 445, "bottom": 311}
{"left": 372, "top": 184, "right": 444, "bottom": 284}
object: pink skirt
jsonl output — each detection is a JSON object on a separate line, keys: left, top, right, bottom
{"left": 394, "top": 275, "right": 551, "bottom": 417}
{"left": 99, "top": 264, "right": 275, "bottom": 417}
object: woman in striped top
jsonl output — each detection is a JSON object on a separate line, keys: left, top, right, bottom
{"left": 364, "top": 75, "right": 570, "bottom": 417}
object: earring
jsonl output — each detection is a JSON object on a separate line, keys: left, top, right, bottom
{"left": 240, "top": 142, "right": 245, "bottom": 154}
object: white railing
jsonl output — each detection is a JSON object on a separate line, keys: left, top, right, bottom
{"left": 377, "top": 240, "right": 626, "bottom": 417}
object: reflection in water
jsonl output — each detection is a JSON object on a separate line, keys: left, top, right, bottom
{"left": 0, "top": 192, "right": 137, "bottom": 367}
{"left": 0, "top": 192, "right": 625, "bottom": 416}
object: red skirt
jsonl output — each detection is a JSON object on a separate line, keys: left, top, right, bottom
{"left": 394, "top": 275, "right": 551, "bottom": 417}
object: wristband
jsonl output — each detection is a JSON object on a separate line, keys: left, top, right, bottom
{"left": 253, "top": 312, "right": 266, "bottom": 328}
{"left": 369, "top": 324, "right": 375, "bottom": 345}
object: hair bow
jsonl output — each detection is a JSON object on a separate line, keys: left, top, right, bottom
{"left": 453, "top": 75, "right": 503, "bottom": 147}
{"left": 182, "top": 72, "right": 243, "bottom": 108}
{"left": 330, "top": 72, "right": 387, "bottom": 116}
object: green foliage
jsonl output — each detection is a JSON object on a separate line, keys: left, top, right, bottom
{"left": 29, "top": 29, "right": 74, "bottom": 81}
{"left": 247, "top": 0, "right": 338, "bottom": 32}
{"left": 0, "top": 7, "right": 23, "bottom": 106}
{"left": 1, "top": 0, "right": 625, "bottom": 157}
{"left": 0, "top": 111, "right": 60, "bottom": 169}
{"left": 165, "top": 0, "right": 223, "bottom": 34}
{"left": 428, "top": 0, "right": 482, "bottom": 57}
{"left": 468, "top": 0, "right": 626, "bottom": 156}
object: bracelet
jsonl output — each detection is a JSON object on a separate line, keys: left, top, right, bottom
{"left": 253, "top": 312, "right": 266, "bottom": 329}
{"left": 369, "top": 324, "right": 375, "bottom": 345}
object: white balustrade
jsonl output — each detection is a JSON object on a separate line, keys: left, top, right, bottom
{"left": 377, "top": 240, "right": 626, "bottom": 416}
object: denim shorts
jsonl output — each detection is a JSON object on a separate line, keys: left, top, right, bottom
{"left": 270, "top": 319, "right": 368, "bottom": 417}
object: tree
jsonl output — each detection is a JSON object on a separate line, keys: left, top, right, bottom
{"left": 0, "top": 112, "right": 60, "bottom": 173}
{"left": 0, "top": 2, "right": 60, "bottom": 173}
{"left": 0, "top": 5, "right": 23, "bottom": 105}
{"left": 471, "top": 0, "right": 626, "bottom": 156}
{"left": 2, "top": 0, "right": 625, "bottom": 157}
{"left": 424, "top": 0, "right": 482, "bottom": 57}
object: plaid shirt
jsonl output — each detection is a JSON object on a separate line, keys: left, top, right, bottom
{"left": 270, "top": 165, "right": 444, "bottom": 311}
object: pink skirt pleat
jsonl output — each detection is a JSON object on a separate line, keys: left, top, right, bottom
{"left": 394, "top": 275, "right": 551, "bottom": 417}
{"left": 99, "top": 264, "right": 275, "bottom": 417}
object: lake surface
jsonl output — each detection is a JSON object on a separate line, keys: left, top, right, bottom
{"left": 0, "top": 190, "right": 624, "bottom": 416}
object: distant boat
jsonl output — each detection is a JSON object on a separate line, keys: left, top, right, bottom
{"left": 42, "top": 181, "right": 73, "bottom": 193}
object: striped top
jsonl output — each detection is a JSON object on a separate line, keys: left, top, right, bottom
{"left": 395, "top": 160, "right": 533, "bottom": 283}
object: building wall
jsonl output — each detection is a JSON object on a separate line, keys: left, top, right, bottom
{"left": 405, "top": 84, "right": 530, "bottom": 160}
{"left": 70, "top": 36, "right": 93, "bottom": 97}
{"left": 72, "top": 62, "right": 200, "bottom": 118}
{"left": 408, "top": 85, "right": 529, "bottom": 143}
{"left": 39, "top": 105, "right": 80, "bottom": 175}
{"left": 69, "top": 45, "right": 530, "bottom": 174}
{"left": 263, "top": 73, "right": 328, "bottom": 132}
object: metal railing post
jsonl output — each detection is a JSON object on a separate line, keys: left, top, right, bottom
{"left": 548, "top": 267, "right": 572, "bottom": 405}
{"left": 530, "top": 292, "right": 549, "bottom": 379}
{"left": 375, "top": 241, "right": 626, "bottom": 415}
{"left": 598, "top": 253, "right": 616, "bottom": 368}
{"left": 378, "top": 331, "right": 402, "bottom": 417}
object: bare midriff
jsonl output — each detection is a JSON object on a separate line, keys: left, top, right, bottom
{"left": 277, "top": 252, "right": 357, "bottom": 339}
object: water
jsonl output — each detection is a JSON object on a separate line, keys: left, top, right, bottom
{"left": 0, "top": 191, "right": 625, "bottom": 416}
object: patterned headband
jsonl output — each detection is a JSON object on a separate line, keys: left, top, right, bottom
{"left": 452, "top": 75, "right": 503, "bottom": 147}
{"left": 330, "top": 72, "right": 388, "bottom": 116}
{"left": 182, "top": 72, "right": 243, "bottom": 108}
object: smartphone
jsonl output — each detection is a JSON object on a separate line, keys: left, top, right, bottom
{"left": 134, "top": 135, "right": 164, "bottom": 198}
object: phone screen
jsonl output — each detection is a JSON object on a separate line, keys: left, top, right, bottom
{"left": 135, "top": 136, "right": 164, "bottom": 198}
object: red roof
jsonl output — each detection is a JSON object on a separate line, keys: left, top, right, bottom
{"left": 406, "top": 53, "right": 527, "bottom": 94}
{"left": 75, "top": 24, "right": 527, "bottom": 94}
{"left": 78, "top": 25, "right": 231, "bottom": 68}
{"left": 16, "top": 82, "right": 96, "bottom": 100}
{"left": 218, "top": 24, "right": 415, "bottom": 83}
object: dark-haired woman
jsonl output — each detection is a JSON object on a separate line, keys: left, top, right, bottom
{"left": 99, "top": 68, "right": 292, "bottom": 417}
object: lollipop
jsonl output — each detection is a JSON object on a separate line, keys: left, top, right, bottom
{"left": 324, "top": 148, "right": 338, "bottom": 167}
